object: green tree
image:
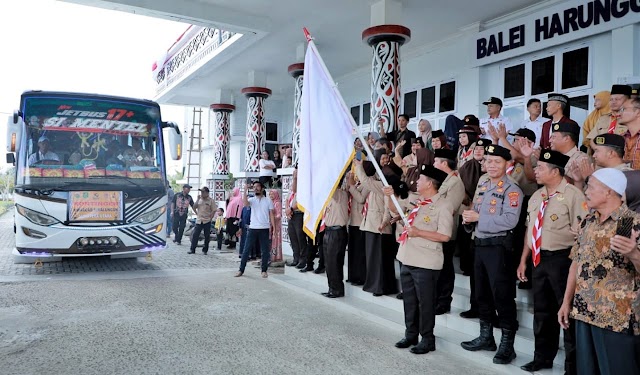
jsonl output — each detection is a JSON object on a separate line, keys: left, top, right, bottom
{"left": 0, "top": 168, "right": 15, "bottom": 201}
{"left": 168, "top": 171, "right": 183, "bottom": 192}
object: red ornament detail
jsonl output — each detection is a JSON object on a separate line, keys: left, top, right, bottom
{"left": 385, "top": 87, "right": 393, "bottom": 96}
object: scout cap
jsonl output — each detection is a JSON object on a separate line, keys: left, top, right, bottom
{"left": 593, "top": 133, "right": 625, "bottom": 149}
{"left": 459, "top": 125, "right": 479, "bottom": 134}
{"left": 463, "top": 114, "right": 480, "bottom": 126}
{"left": 611, "top": 84, "right": 632, "bottom": 97}
{"left": 420, "top": 165, "right": 448, "bottom": 184}
{"left": 434, "top": 148, "right": 457, "bottom": 161}
{"left": 509, "top": 128, "right": 536, "bottom": 143}
{"left": 538, "top": 149, "right": 570, "bottom": 169}
{"left": 551, "top": 122, "right": 580, "bottom": 136}
{"left": 431, "top": 129, "right": 444, "bottom": 138}
{"left": 485, "top": 144, "right": 512, "bottom": 161}
{"left": 482, "top": 97, "right": 503, "bottom": 107}
{"left": 476, "top": 138, "right": 492, "bottom": 148}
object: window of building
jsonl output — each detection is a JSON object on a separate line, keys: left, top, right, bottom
{"left": 421, "top": 86, "right": 436, "bottom": 114}
{"left": 350, "top": 106, "right": 360, "bottom": 125}
{"left": 504, "top": 64, "right": 525, "bottom": 98}
{"left": 562, "top": 47, "right": 589, "bottom": 90}
{"left": 362, "top": 103, "right": 371, "bottom": 125}
{"left": 265, "top": 122, "right": 278, "bottom": 142}
{"left": 439, "top": 82, "right": 456, "bottom": 112}
{"left": 403, "top": 91, "right": 417, "bottom": 118}
{"left": 531, "top": 56, "right": 555, "bottom": 95}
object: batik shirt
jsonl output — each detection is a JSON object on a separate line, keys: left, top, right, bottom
{"left": 570, "top": 204, "right": 640, "bottom": 335}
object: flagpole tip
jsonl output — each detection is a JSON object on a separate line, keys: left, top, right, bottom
{"left": 303, "top": 27, "right": 312, "bottom": 42}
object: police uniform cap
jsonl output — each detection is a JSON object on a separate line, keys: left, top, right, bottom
{"left": 482, "top": 97, "right": 503, "bottom": 107}
{"left": 434, "top": 148, "right": 457, "bottom": 161}
{"left": 538, "top": 149, "right": 570, "bottom": 169}
{"left": 509, "top": 128, "right": 536, "bottom": 143}
{"left": 484, "top": 144, "right": 512, "bottom": 161}
{"left": 548, "top": 93, "right": 569, "bottom": 105}
{"left": 420, "top": 165, "right": 448, "bottom": 184}
{"left": 431, "top": 129, "right": 444, "bottom": 138}
{"left": 476, "top": 138, "right": 492, "bottom": 147}
{"left": 594, "top": 133, "right": 625, "bottom": 149}
{"left": 551, "top": 121, "right": 580, "bottom": 136}
{"left": 611, "top": 84, "right": 632, "bottom": 97}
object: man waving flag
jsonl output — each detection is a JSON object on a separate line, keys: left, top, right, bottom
{"left": 297, "top": 29, "right": 356, "bottom": 241}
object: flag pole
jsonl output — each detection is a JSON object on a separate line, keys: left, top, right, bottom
{"left": 303, "top": 28, "right": 408, "bottom": 226}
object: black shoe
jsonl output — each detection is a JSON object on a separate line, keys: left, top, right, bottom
{"left": 321, "top": 291, "right": 331, "bottom": 297}
{"left": 520, "top": 359, "right": 553, "bottom": 372}
{"left": 351, "top": 281, "right": 364, "bottom": 286}
{"left": 394, "top": 337, "right": 418, "bottom": 349}
{"left": 326, "top": 292, "right": 344, "bottom": 298}
{"left": 459, "top": 309, "right": 479, "bottom": 319}
{"left": 176, "top": 242, "right": 181, "bottom": 245}
{"left": 493, "top": 328, "right": 517, "bottom": 364}
{"left": 373, "top": 293, "right": 383, "bottom": 297}
{"left": 299, "top": 268, "right": 309, "bottom": 273}
{"left": 396, "top": 292, "right": 403, "bottom": 300}
{"left": 410, "top": 340, "right": 435, "bottom": 354}
{"left": 173, "top": 240, "right": 177, "bottom": 244}
{"left": 461, "top": 321, "right": 497, "bottom": 352}
{"left": 187, "top": 251, "right": 195, "bottom": 254}
{"left": 286, "top": 260, "right": 299, "bottom": 267}
{"left": 518, "top": 281, "right": 532, "bottom": 290}
{"left": 435, "top": 305, "right": 450, "bottom": 315}
{"left": 313, "top": 267, "right": 325, "bottom": 274}
{"left": 295, "top": 263, "right": 307, "bottom": 269}
{"left": 202, "top": 251, "right": 208, "bottom": 255}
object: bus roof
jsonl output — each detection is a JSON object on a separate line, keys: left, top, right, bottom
{"left": 20, "top": 90, "right": 161, "bottom": 110}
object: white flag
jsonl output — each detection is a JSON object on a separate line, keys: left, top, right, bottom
{"left": 297, "top": 40, "right": 355, "bottom": 240}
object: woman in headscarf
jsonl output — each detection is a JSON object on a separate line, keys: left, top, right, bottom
{"left": 431, "top": 130, "right": 449, "bottom": 150}
{"left": 457, "top": 126, "right": 479, "bottom": 168}
{"left": 417, "top": 119, "right": 432, "bottom": 150}
{"left": 582, "top": 91, "right": 611, "bottom": 150}
{"left": 225, "top": 187, "right": 243, "bottom": 250}
{"left": 268, "top": 189, "right": 283, "bottom": 263}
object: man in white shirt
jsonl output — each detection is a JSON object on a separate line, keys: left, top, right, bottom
{"left": 480, "top": 97, "right": 513, "bottom": 144}
{"left": 28, "top": 136, "right": 60, "bottom": 165}
{"left": 520, "top": 98, "right": 548, "bottom": 145}
{"left": 236, "top": 181, "right": 275, "bottom": 278}
{"left": 258, "top": 151, "right": 277, "bottom": 187}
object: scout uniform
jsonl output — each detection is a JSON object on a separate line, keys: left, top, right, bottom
{"left": 355, "top": 163, "right": 398, "bottom": 296}
{"left": 321, "top": 188, "right": 350, "bottom": 298}
{"left": 189, "top": 189, "right": 215, "bottom": 254}
{"left": 433, "top": 148, "right": 466, "bottom": 313}
{"left": 550, "top": 121, "right": 589, "bottom": 187}
{"left": 287, "top": 191, "right": 308, "bottom": 268}
{"left": 522, "top": 150, "right": 587, "bottom": 374}
{"left": 457, "top": 126, "right": 478, "bottom": 168}
{"left": 461, "top": 144, "right": 523, "bottom": 365}
{"left": 592, "top": 133, "right": 633, "bottom": 171}
{"left": 585, "top": 85, "right": 633, "bottom": 142}
{"left": 347, "top": 182, "right": 368, "bottom": 285}
{"left": 394, "top": 166, "right": 454, "bottom": 354}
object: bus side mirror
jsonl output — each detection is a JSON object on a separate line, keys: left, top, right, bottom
{"left": 6, "top": 112, "right": 23, "bottom": 152}
{"left": 6, "top": 153, "right": 15, "bottom": 165}
{"left": 164, "top": 121, "right": 182, "bottom": 160}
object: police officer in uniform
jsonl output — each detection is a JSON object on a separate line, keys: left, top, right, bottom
{"left": 321, "top": 184, "right": 350, "bottom": 298}
{"left": 432, "top": 148, "right": 466, "bottom": 314}
{"left": 461, "top": 144, "right": 523, "bottom": 365}
{"left": 517, "top": 150, "right": 586, "bottom": 374}
{"left": 387, "top": 166, "right": 454, "bottom": 354}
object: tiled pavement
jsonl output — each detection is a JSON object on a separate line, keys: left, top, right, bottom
{"left": 0, "top": 210, "right": 242, "bottom": 276}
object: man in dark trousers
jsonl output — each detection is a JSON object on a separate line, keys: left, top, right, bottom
{"left": 171, "top": 184, "right": 195, "bottom": 245}
{"left": 461, "top": 144, "right": 523, "bottom": 365}
{"left": 321, "top": 184, "right": 350, "bottom": 298}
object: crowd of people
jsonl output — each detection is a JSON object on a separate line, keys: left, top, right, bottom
{"left": 283, "top": 85, "right": 640, "bottom": 374}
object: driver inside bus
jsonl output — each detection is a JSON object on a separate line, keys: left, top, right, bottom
{"left": 28, "top": 136, "right": 60, "bottom": 165}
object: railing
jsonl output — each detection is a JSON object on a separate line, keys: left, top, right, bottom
{"left": 155, "top": 27, "right": 238, "bottom": 96}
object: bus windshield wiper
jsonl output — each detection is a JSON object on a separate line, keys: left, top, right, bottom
{"left": 14, "top": 184, "right": 54, "bottom": 196}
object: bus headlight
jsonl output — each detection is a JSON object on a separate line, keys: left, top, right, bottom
{"left": 134, "top": 206, "right": 166, "bottom": 224}
{"left": 16, "top": 205, "right": 59, "bottom": 226}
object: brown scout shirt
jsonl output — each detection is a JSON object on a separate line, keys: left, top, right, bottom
{"left": 525, "top": 182, "right": 588, "bottom": 251}
{"left": 585, "top": 112, "right": 627, "bottom": 141}
{"left": 348, "top": 184, "right": 367, "bottom": 227}
{"left": 355, "top": 164, "right": 392, "bottom": 234}
{"left": 324, "top": 189, "right": 349, "bottom": 227}
{"left": 438, "top": 172, "right": 465, "bottom": 240}
{"left": 194, "top": 196, "right": 216, "bottom": 224}
{"left": 509, "top": 162, "right": 538, "bottom": 197}
{"left": 396, "top": 193, "right": 454, "bottom": 270}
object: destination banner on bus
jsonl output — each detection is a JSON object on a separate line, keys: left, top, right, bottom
{"left": 68, "top": 191, "right": 123, "bottom": 222}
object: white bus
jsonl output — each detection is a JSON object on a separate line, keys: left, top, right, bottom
{"left": 6, "top": 91, "right": 182, "bottom": 262}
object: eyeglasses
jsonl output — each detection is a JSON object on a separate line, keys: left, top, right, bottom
{"left": 620, "top": 106, "right": 640, "bottom": 113}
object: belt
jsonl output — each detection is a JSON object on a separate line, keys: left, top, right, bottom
{"left": 540, "top": 248, "right": 571, "bottom": 258}
{"left": 325, "top": 225, "right": 346, "bottom": 231}
{"left": 474, "top": 234, "right": 510, "bottom": 247}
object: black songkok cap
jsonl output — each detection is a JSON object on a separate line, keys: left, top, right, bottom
{"left": 594, "top": 133, "right": 625, "bottom": 149}
{"left": 485, "top": 144, "right": 512, "bottom": 161}
{"left": 420, "top": 165, "right": 448, "bottom": 184}
{"left": 611, "top": 84, "right": 632, "bottom": 97}
{"left": 432, "top": 129, "right": 444, "bottom": 138}
{"left": 539, "top": 149, "right": 570, "bottom": 169}
{"left": 476, "top": 138, "right": 492, "bottom": 147}
{"left": 434, "top": 148, "right": 457, "bottom": 161}
{"left": 551, "top": 121, "right": 580, "bottom": 136}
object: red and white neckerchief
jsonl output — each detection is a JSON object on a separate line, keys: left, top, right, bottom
{"left": 530, "top": 191, "right": 558, "bottom": 267}
{"left": 506, "top": 163, "right": 515, "bottom": 175}
{"left": 461, "top": 147, "right": 473, "bottom": 160}
{"left": 397, "top": 199, "right": 433, "bottom": 245}
{"left": 608, "top": 114, "right": 620, "bottom": 134}
{"left": 362, "top": 193, "right": 370, "bottom": 217}
{"left": 319, "top": 208, "right": 327, "bottom": 232}
{"left": 288, "top": 192, "right": 296, "bottom": 208}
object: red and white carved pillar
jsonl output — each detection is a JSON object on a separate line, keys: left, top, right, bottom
{"left": 288, "top": 63, "right": 304, "bottom": 167}
{"left": 362, "top": 25, "right": 411, "bottom": 133}
{"left": 209, "top": 103, "right": 234, "bottom": 201}
{"left": 241, "top": 87, "right": 271, "bottom": 172}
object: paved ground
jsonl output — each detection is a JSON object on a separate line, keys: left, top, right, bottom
{"left": 0, "top": 210, "right": 497, "bottom": 375}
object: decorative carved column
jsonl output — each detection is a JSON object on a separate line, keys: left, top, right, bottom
{"left": 362, "top": 25, "right": 411, "bottom": 133}
{"left": 209, "top": 103, "right": 234, "bottom": 202}
{"left": 241, "top": 87, "right": 271, "bottom": 172}
{"left": 288, "top": 63, "right": 304, "bottom": 167}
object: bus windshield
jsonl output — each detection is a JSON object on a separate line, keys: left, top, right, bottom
{"left": 16, "top": 95, "right": 166, "bottom": 192}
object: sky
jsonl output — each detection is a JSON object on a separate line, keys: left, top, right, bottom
{"left": 0, "top": 0, "right": 189, "bottom": 173}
